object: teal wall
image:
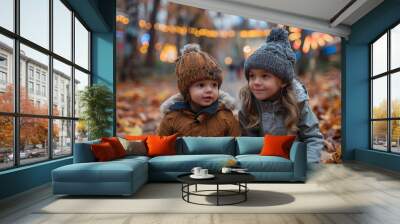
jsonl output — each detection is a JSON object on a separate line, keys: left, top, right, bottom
{"left": 0, "top": 0, "right": 115, "bottom": 200}
{"left": 355, "top": 149, "right": 400, "bottom": 172}
{"left": 92, "top": 32, "right": 115, "bottom": 135}
{"left": 0, "top": 158, "right": 72, "bottom": 199}
{"left": 342, "top": 42, "right": 370, "bottom": 160}
{"left": 91, "top": 0, "right": 116, "bottom": 135}
{"left": 69, "top": 0, "right": 116, "bottom": 134}
{"left": 343, "top": 0, "right": 400, "bottom": 171}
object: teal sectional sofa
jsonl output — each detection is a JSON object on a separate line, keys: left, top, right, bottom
{"left": 52, "top": 137, "right": 306, "bottom": 196}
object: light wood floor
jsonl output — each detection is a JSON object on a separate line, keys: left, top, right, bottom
{"left": 1, "top": 162, "right": 400, "bottom": 224}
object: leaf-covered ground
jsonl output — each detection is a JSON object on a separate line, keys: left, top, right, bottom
{"left": 117, "top": 70, "right": 342, "bottom": 163}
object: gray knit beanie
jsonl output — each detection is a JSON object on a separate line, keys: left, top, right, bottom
{"left": 244, "top": 28, "right": 296, "bottom": 83}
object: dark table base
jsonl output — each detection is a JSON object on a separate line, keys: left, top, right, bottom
{"left": 181, "top": 183, "right": 249, "bottom": 206}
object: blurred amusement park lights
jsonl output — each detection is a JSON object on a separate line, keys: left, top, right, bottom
{"left": 288, "top": 27, "right": 338, "bottom": 54}
{"left": 116, "top": 15, "right": 129, "bottom": 25}
{"left": 117, "top": 15, "right": 340, "bottom": 62}
{"left": 159, "top": 44, "right": 178, "bottom": 63}
{"left": 139, "top": 42, "right": 149, "bottom": 54}
{"left": 140, "top": 33, "right": 150, "bottom": 44}
{"left": 242, "top": 45, "right": 253, "bottom": 58}
{"left": 224, "top": 56, "right": 233, "bottom": 65}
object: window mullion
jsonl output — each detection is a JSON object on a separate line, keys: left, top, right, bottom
{"left": 88, "top": 31, "right": 91, "bottom": 75}
{"left": 388, "top": 29, "right": 391, "bottom": 152}
{"left": 71, "top": 10, "right": 76, "bottom": 154}
{"left": 13, "top": 0, "right": 21, "bottom": 167}
{"left": 370, "top": 45, "right": 373, "bottom": 149}
{"left": 48, "top": 0, "right": 53, "bottom": 160}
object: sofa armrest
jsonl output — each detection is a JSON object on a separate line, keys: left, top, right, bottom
{"left": 73, "top": 140, "right": 100, "bottom": 163}
{"left": 289, "top": 141, "right": 307, "bottom": 181}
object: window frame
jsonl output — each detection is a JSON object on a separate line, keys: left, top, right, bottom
{"left": 370, "top": 21, "right": 400, "bottom": 154}
{"left": 0, "top": 53, "right": 8, "bottom": 89}
{"left": 0, "top": 71, "right": 7, "bottom": 85}
{"left": 0, "top": 0, "right": 92, "bottom": 171}
{"left": 0, "top": 53, "right": 7, "bottom": 68}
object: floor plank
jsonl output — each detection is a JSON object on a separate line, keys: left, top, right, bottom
{"left": 1, "top": 162, "right": 400, "bottom": 224}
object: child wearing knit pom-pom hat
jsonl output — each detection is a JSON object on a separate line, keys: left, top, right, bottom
{"left": 157, "top": 44, "right": 240, "bottom": 137}
{"left": 239, "top": 28, "right": 324, "bottom": 163}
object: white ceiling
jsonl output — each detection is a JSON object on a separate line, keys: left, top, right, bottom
{"left": 168, "top": 0, "right": 384, "bottom": 38}
{"left": 226, "top": 0, "right": 352, "bottom": 23}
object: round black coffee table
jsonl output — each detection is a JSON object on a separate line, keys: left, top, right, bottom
{"left": 177, "top": 173, "right": 255, "bottom": 206}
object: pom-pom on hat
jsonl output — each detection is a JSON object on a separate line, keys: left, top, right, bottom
{"left": 244, "top": 28, "right": 296, "bottom": 83}
{"left": 175, "top": 43, "right": 223, "bottom": 101}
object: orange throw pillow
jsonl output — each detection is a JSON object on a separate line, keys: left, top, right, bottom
{"left": 260, "top": 135, "right": 296, "bottom": 159}
{"left": 91, "top": 142, "right": 117, "bottom": 161}
{"left": 101, "top": 137, "right": 127, "bottom": 158}
{"left": 146, "top": 134, "right": 178, "bottom": 157}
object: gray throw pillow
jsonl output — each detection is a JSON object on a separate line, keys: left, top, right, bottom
{"left": 118, "top": 137, "right": 147, "bottom": 156}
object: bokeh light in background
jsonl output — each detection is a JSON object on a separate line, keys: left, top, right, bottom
{"left": 116, "top": 0, "right": 342, "bottom": 163}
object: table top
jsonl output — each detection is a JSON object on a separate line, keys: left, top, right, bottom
{"left": 177, "top": 172, "right": 255, "bottom": 185}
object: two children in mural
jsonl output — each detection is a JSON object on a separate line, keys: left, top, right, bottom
{"left": 157, "top": 28, "right": 324, "bottom": 163}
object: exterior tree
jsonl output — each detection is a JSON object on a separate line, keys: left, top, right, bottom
{"left": 0, "top": 85, "right": 13, "bottom": 149}
{"left": 0, "top": 116, "right": 12, "bottom": 149}
{"left": 391, "top": 99, "right": 400, "bottom": 144}
{"left": 0, "top": 84, "right": 59, "bottom": 151}
{"left": 372, "top": 100, "right": 388, "bottom": 140}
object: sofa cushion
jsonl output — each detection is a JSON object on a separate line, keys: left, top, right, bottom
{"left": 236, "top": 137, "right": 264, "bottom": 155}
{"left": 114, "top": 155, "right": 150, "bottom": 164}
{"left": 73, "top": 139, "right": 100, "bottom": 163}
{"left": 148, "top": 154, "right": 235, "bottom": 172}
{"left": 177, "top": 137, "right": 236, "bottom": 155}
{"left": 236, "top": 155, "right": 293, "bottom": 172}
{"left": 52, "top": 158, "right": 147, "bottom": 183}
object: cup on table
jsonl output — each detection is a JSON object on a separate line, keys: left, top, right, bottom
{"left": 199, "top": 169, "right": 208, "bottom": 176}
{"left": 221, "top": 167, "right": 232, "bottom": 174}
{"left": 191, "top": 167, "right": 202, "bottom": 176}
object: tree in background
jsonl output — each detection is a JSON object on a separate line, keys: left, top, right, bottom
{"left": 0, "top": 84, "right": 59, "bottom": 151}
{"left": 117, "top": 0, "right": 220, "bottom": 80}
{"left": 145, "top": 0, "right": 161, "bottom": 67}
{"left": 392, "top": 100, "right": 400, "bottom": 144}
{"left": 118, "top": 0, "right": 140, "bottom": 82}
{"left": 372, "top": 99, "right": 400, "bottom": 145}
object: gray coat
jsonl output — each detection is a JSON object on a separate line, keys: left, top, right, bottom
{"left": 239, "top": 79, "right": 324, "bottom": 163}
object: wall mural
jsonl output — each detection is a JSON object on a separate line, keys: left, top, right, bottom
{"left": 116, "top": 0, "right": 342, "bottom": 163}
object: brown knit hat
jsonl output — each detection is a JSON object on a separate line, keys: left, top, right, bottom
{"left": 175, "top": 44, "right": 223, "bottom": 101}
